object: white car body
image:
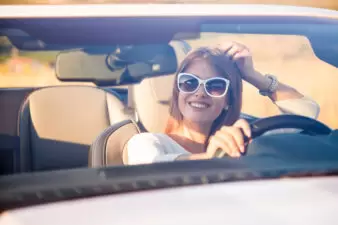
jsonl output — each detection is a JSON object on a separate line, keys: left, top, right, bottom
{"left": 1, "top": 177, "right": 338, "bottom": 225}
{"left": 1, "top": 4, "right": 338, "bottom": 224}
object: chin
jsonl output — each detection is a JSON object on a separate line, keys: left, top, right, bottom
{"left": 185, "top": 115, "right": 216, "bottom": 124}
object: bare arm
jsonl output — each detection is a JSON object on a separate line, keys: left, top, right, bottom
{"left": 176, "top": 153, "right": 209, "bottom": 161}
{"left": 177, "top": 119, "right": 252, "bottom": 160}
{"left": 220, "top": 41, "right": 304, "bottom": 102}
{"left": 246, "top": 70, "right": 304, "bottom": 102}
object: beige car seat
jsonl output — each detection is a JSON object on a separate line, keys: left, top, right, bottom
{"left": 18, "top": 85, "right": 129, "bottom": 172}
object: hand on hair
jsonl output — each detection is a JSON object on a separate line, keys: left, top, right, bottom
{"left": 206, "top": 119, "right": 252, "bottom": 158}
{"left": 218, "top": 41, "right": 256, "bottom": 81}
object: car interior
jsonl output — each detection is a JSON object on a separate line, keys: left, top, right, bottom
{"left": 2, "top": 15, "right": 338, "bottom": 177}
{"left": 0, "top": 39, "right": 190, "bottom": 174}
{"left": 0, "top": 39, "right": 259, "bottom": 175}
{"left": 0, "top": 39, "right": 181, "bottom": 174}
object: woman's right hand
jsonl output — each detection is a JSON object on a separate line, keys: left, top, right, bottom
{"left": 206, "top": 119, "right": 252, "bottom": 158}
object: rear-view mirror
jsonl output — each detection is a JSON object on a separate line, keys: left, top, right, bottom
{"left": 55, "top": 44, "right": 178, "bottom": 85}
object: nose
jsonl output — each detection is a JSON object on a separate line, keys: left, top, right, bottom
{"left": 194, "top": 84, "right": 207, "bottom": 97}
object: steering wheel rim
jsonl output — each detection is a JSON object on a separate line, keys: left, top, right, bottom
{"left": 247, "top": 115, "right": 332, "bottom": 141}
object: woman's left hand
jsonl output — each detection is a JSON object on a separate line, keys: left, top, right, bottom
{"left": 218, "top": 41, "right": 256, "bottom": 81}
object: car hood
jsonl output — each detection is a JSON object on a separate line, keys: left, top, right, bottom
{"left": 1, "top": 176, "right": 337, "bottom": 225}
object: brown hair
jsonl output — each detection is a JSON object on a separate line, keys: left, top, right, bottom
{"left": 165, "top": 47, "right": 243, "bottom": 141}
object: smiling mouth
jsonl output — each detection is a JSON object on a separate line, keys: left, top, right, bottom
{"left": 188, "top": 101, "right": 210, "bottom": 109}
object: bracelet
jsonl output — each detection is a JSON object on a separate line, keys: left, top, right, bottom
{"left": 259, "top": 74, "right": 278, "bottom": 96}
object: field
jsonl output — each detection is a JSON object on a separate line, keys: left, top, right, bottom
{"left": 1, "top": 34, "right": 338, "bottom": 128}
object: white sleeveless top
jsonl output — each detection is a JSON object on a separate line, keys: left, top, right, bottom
{"left": 126, "top": 96, "right": 320, "bottom": 165}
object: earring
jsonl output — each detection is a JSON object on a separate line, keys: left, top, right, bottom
{"left": 224, "top": 105, "right": 229, "bottom": 111}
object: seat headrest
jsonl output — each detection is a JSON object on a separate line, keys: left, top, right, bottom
{"left": 131, "top": 40, "right": 191, "bottom": 132}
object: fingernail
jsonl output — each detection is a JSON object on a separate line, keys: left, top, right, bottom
{"left": 231, "top": 152, "right": 238, "bottom": 158}
{"left": 240, "top": 146, "right": 245, "bottom": 153}
{"left": 247, "top": 131, "right": 252, "bottom": 138}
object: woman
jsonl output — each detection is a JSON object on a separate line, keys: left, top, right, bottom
{"left": 127, "top": 42, "right": 320, "bottom": 164}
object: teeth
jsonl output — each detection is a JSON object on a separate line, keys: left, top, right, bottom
{"left": 190, "top": 102, "right": 208, "bottom": 109}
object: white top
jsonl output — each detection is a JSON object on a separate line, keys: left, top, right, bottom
{"left": 127, "top": 96, "right": 320, "bottom": 165}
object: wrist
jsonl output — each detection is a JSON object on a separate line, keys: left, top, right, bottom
{"left": 245, "top": 70, "right": 271, "bottom": 91}
{"left": 176, "top": 153, "right": 210, "bottom": 161}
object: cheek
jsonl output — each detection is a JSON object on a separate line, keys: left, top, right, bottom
{"left": 178, "top": 92, "right": 187, "bottom": 113}
{"left": 212, "top": 97, "right": 227, "bottom": 115}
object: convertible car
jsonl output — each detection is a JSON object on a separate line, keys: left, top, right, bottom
{"left": 1, "top": 4, "right": 338, "bottom": 224}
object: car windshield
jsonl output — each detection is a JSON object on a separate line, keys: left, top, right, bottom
{"left": 1, "top": 6, "right": 338, "bottom": 210}
{"left": 2, "top": 24, "right": 337, "bottom": 127}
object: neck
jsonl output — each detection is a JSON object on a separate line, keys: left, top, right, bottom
{"left": 168, "top": 120, "right": 212, "bottom": 154}
{"left": 180, "top": 120, "right": 212, "bottom": 144}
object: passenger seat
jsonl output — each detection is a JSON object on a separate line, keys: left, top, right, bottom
{"left": 89, "top": 40, "right": 190, "bottom": 166}
{"left": 18, "top": 85, "right": 129, "bottom": 172}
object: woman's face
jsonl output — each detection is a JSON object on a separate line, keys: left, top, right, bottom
{"left": 178, "top": 59, "right": 229, "bottom": 125}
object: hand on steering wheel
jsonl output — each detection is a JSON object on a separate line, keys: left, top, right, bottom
{"left": 206, "top": 115, "right": 331, "bottom": 158}
{"left": 206, "top": 119, "right": 251, "bottom": 158}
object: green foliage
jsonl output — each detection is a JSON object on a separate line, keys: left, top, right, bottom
{"left": 0, "top": 36, "right": 57, "bottom": 64}
{"left": 19, "top": 51, "right": 58, "bottom": 64}
{"left": 0, "top": 37, "right": 12, "bottom": 63}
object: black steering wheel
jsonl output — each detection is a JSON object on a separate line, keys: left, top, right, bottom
{"left": 232, "top": 115, "right": 334, "bottom": 159}
{"left": 215, "top": 115, "right": 332, "bottom": 158}
{"left": 246, "top": 115, "right": 331, "bottom": 142}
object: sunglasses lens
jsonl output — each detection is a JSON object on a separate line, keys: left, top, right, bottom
{"left": 206, "top": 79, "right": 227, "bottom": 97}
{"left": 178, "top": 74, "right": 199, "bottom": 92}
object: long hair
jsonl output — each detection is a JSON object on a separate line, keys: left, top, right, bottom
{"left": 165, "top": 47, "right": 243, "bottom": 141}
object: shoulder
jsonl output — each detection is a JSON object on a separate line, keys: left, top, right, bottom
{"left": 126, "top": 133, "right": 181, "bottom": 165}
{"left": 127, "top": 133, "right": 175, "bottom": 151}
{"left": 127, "top": 132, "right": 187, "bottom": 154}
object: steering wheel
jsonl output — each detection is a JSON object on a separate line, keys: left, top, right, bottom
{"left": 226, "top": 115, "right": 333, "bottom": 159}
{"left": 214, "top": 115, "right": 331, "bottom": 158}
{"left": 246, "top": 115, "right": 332, "bottom": 142}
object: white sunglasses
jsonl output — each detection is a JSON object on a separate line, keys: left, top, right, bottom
{"left": 177, "top": 73, "right": 230, "bottom": 98}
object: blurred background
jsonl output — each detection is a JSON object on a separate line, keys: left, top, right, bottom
{"left": 1, "top": 0, "right": 338, "bottom": 128}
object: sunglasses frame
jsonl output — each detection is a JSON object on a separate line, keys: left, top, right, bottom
{"left": 177, "top": 72, "right": 230, "bottom": 98}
